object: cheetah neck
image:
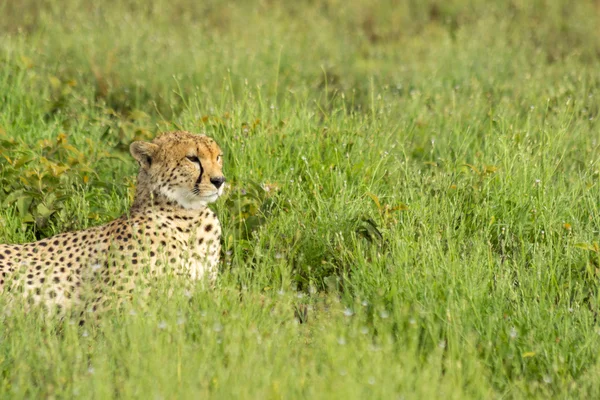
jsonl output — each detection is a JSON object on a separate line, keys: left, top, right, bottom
{"left": 128, "top": 197, "right": 217, "bottom": 238}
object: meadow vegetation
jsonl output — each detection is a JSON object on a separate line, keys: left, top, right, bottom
{"left": 0, "top": 0, "right": 599, "bottom": 398}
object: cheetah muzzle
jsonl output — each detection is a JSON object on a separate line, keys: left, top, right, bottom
{"left": 0, "top": 131, "right": 225, "bottom": 312}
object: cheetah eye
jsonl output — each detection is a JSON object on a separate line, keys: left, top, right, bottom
{"left": 216, "top": 155, "right": 222, "bottom": 162}
{"left": 186, "top": 156, "right": 200, "bottom": 164}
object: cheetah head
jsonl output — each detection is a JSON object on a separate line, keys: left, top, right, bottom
{"left": 130, "top": 131, "right": 225, "bottom": 209}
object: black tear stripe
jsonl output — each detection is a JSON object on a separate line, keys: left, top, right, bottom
{"left": 195, "top": 161, "right": 204, "bottom": 185}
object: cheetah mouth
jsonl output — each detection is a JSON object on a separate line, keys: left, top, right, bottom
{"left": 192, "top": 182, "right": 224, "bottom": 201}
{"left": 192, "top": 187, "right": 220, "bottom": 200}
{"left": 161, "top": 186, "right": 221, "bottom": 209}
{"left": 192, "top": 187, "right": 221, "bottom": 204}
{"left": 198, "top": 192, "right": 219, "bottom": 202}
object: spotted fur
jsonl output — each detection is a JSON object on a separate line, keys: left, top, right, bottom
{"left": 0, "top": 131, "right": 225, "bottom": 311}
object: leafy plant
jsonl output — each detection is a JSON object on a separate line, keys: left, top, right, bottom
{"left": 0, "top": 132, "right": 119, "bottom": 235}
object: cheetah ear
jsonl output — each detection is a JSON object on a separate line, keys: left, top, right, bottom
{"left": 130, "top": 141, "right": 159, "bottom": 169}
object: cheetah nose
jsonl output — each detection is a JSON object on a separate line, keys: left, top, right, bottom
{"left": 210, "top": 176, "right": 226, "bottom": 189}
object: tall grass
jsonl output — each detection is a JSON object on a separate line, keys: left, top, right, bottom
{"left": 0, "top": 0, "right": 599, "bottom": 398}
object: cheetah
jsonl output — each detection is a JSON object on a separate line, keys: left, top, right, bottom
{"left": 0, "top": 131, "right": 225, "bottom": 311}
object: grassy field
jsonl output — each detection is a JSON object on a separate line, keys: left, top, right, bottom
{"left": 0, "top": 0, "right": 599, "bottom": 398}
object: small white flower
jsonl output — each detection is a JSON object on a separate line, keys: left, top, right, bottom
{"left": 213, "top": 323, "right": 223, "bottom": 332}
{"left": 88, "top": 367, "right": 95, "bottom": 375}
{"left": 509, "top": 327, "right": 517, "bottom": 339}
{"left": 82, "top": 330, "right": 89, "bottom": 338}
{"left": 368, "top": 377, "right": 376, "bottom": 385}
{"left": 158, "top": 321, "right": 167, "bottom": 330}
{"left": 379, "top": 310, "right": 389, "bottom": 319}
{"left": 91, "top": 263, "right": 102, "bottom": 272}
{"left": 343, "top": 308, "right": 354, "bottom": 317}
{"left": 337, "top": 336, "right": 346, "bottom": 345}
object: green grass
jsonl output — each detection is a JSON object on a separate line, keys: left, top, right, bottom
{"left": 1, "top": 0, "right": 599, "bottom": 398}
